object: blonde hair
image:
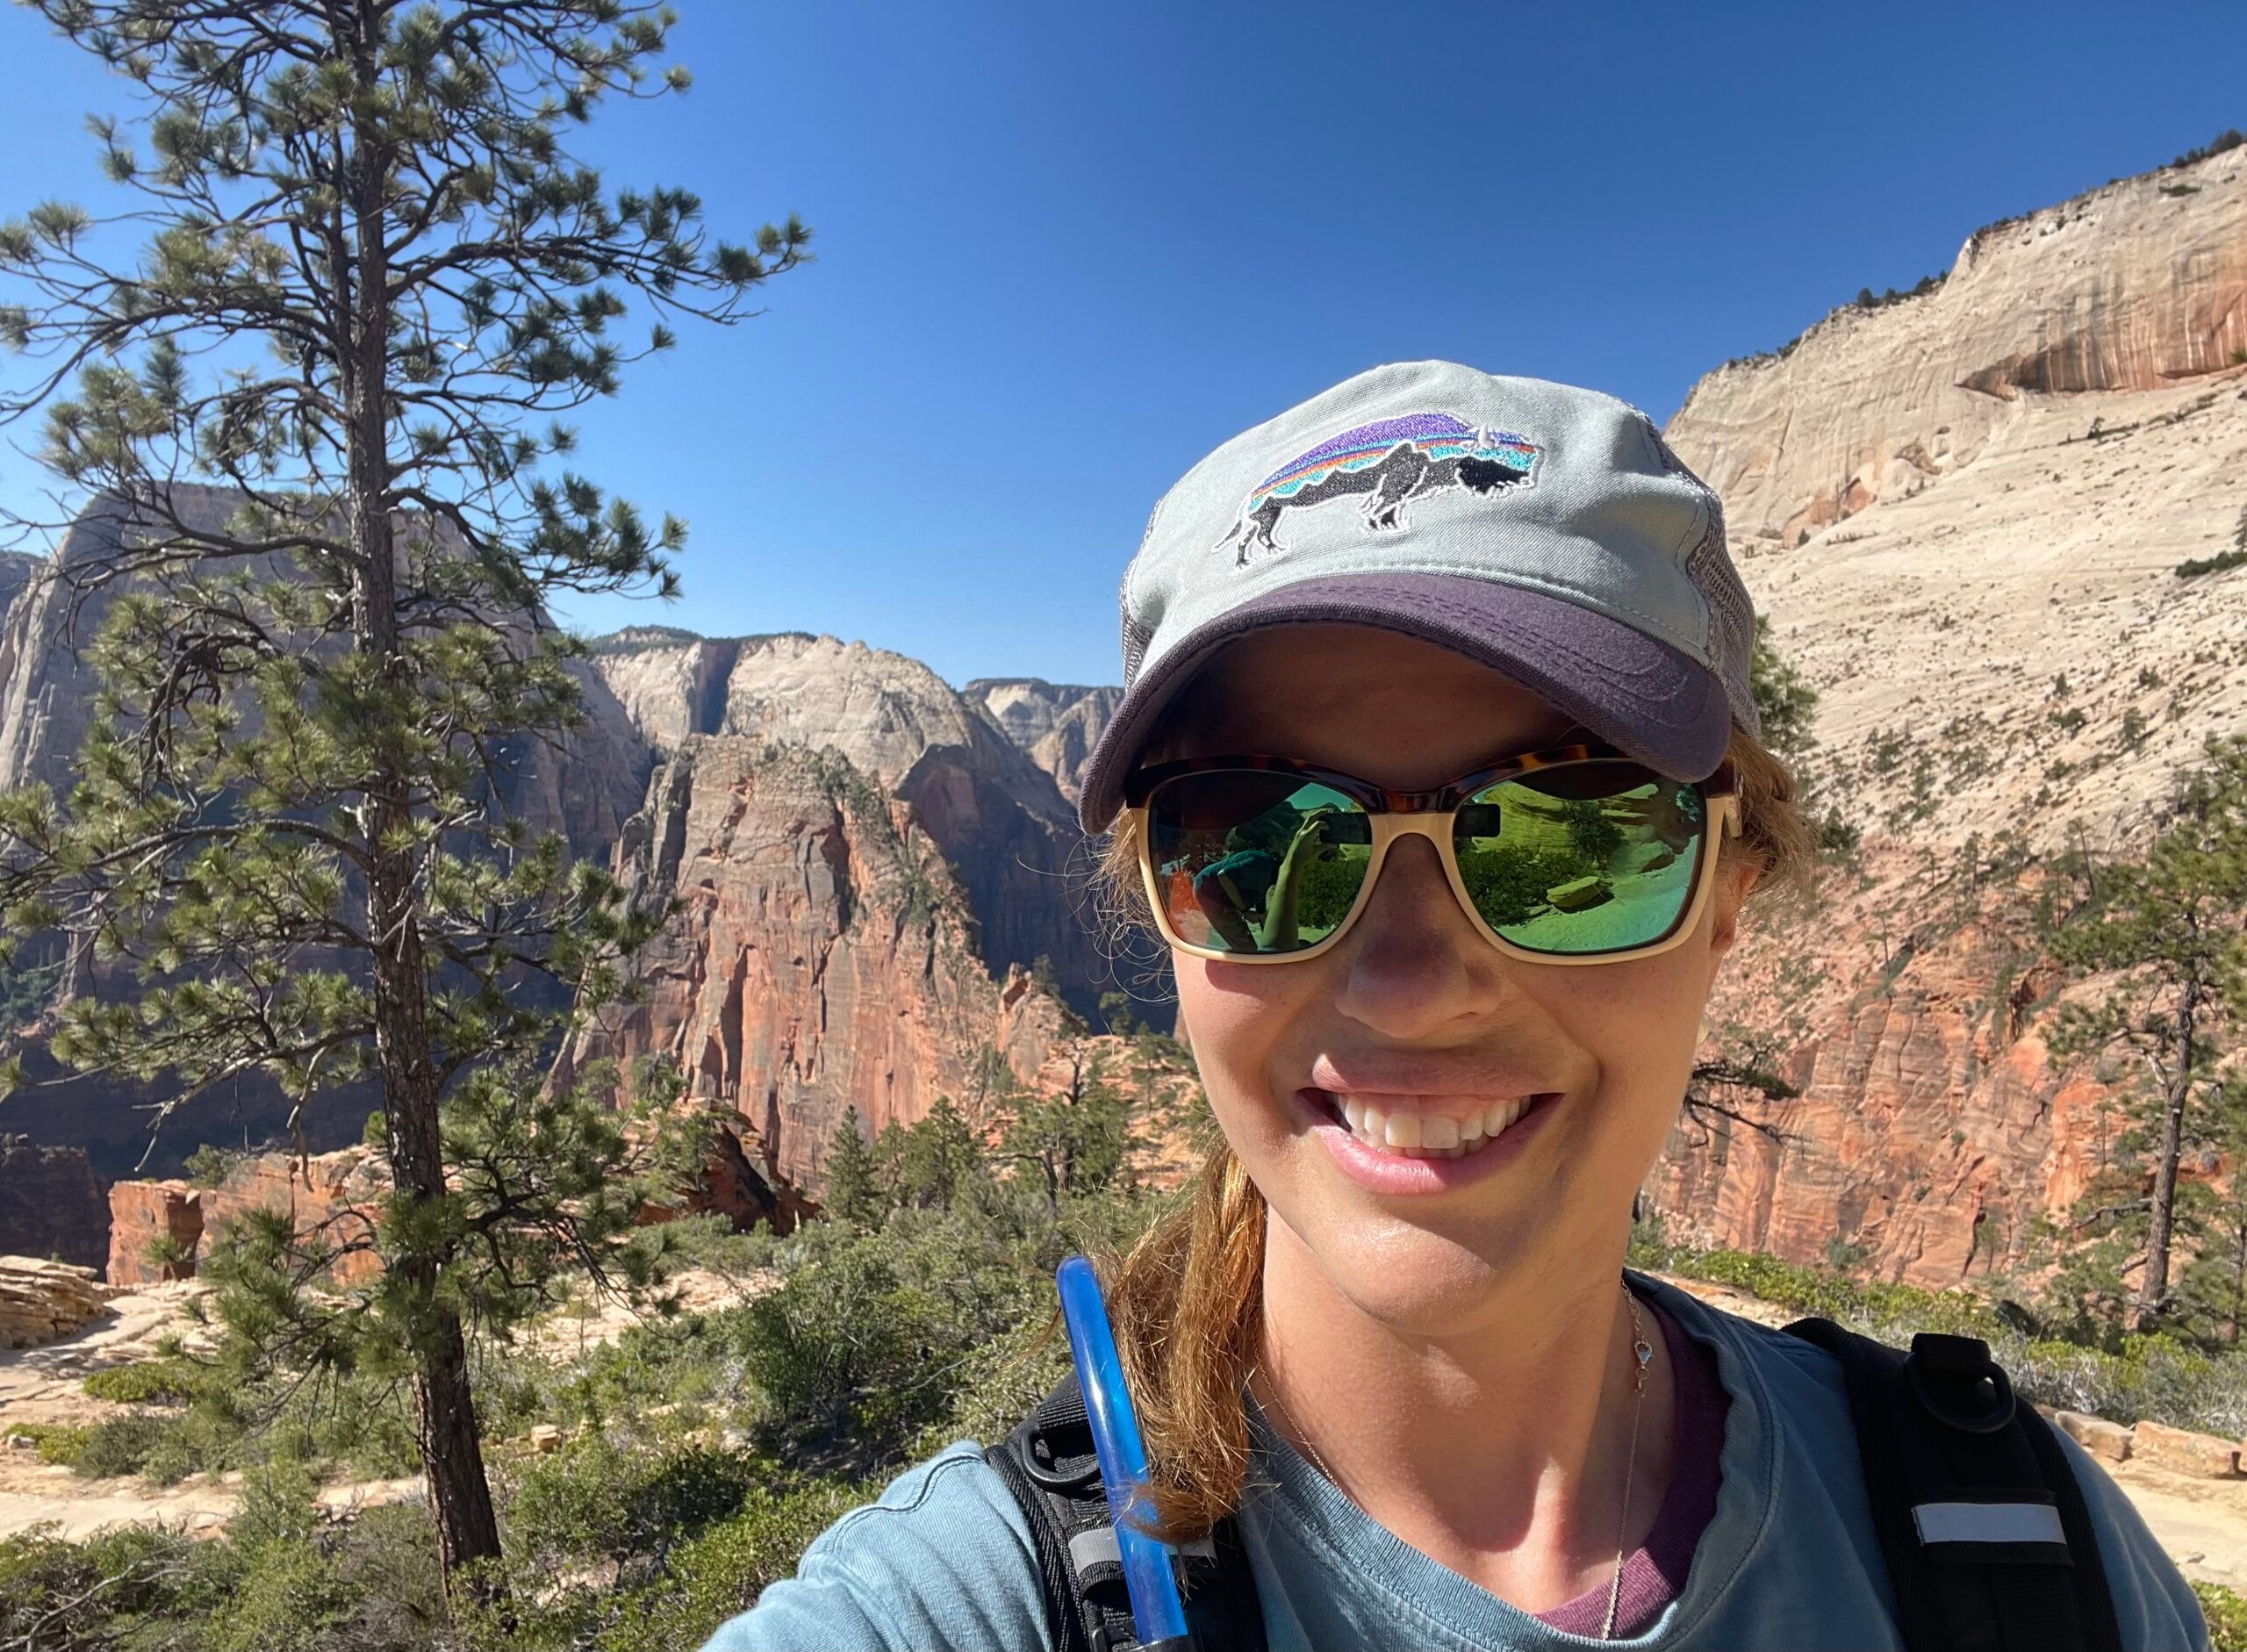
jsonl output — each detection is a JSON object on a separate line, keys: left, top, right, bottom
{"left": 1092, "top": 724, "right": 1814, "bottom": 1538}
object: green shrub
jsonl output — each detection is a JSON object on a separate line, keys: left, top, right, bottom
{"left": 584, "top": 1477, "right": 871, "bottom": 1651}
{"left": 72, "top": 1411, "right": 183, "bottom": 1481}
{"left": 205, "top": 1535, "right": 362, "bottom": 1652}
{"left": 6, "top": 1421, "right": 91, "bottom": 1467}
{"left": 2198, "top": 1581, "right": 2247, "bottom": 1651}
{"left": 0, "top": 1521, "right": 206, "bottom": 1647}
{"left": 2175, "top": 548, "right": 2247, "bottom": 579}
{"left": 83, "top": 1357, "right": 201, "bottom": 1405}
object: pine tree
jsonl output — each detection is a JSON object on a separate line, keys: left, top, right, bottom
{"left": 879, "top": 1095, "right": 985, "bottom": 1212}
{"left": 824, "top": 1104, "right": 884, "bottom": 1230}
{"left": 2040, "top": 736, "right": 2247, "bottom": 1334}
{"left": 0, "top": 0, "right": 806, "bottom": 1590}
{"left": 1000, "top": 1048, "right": 1132, "bottom": 1212}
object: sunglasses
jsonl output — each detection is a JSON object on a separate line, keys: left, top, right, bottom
{"left": 1122, "top": 742, "right": 1741, "bottom": 966}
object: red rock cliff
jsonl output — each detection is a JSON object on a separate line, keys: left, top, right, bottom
{"left": 558, "top": 734, "right": 1082, "bottom": 1191}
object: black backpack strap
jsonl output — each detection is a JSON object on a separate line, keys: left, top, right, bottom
{"left": 985, "top": 1375, "right": 1266, "bottom": 1652}
{"left": 1784, "top": 1318, "right": 2122, "bottom": 1652}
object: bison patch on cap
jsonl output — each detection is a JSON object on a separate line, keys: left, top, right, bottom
{"left": 1217, "top": 413, "right": 1540, "bottom": 567}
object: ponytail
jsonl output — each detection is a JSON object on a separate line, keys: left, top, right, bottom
{"left": 1105, "top": 1129, "right": 1267, "bottom": 1539}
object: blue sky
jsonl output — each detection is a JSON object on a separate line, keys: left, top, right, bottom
{"left": 0, "top": 1, "right": 2242, "bottom": 689}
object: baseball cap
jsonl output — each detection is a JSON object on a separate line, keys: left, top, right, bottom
{"left": 1075, "top": 360, "right": 1762, "bottom": 834}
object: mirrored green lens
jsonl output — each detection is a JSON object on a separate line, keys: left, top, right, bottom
{"left": 1148, "top": 773, "right": 1371, "bottom": 955}
{"left": 1452, "top": 763, "right": 1706, "bottom": 955}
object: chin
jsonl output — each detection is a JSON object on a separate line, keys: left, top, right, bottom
{"left": 1274, "top": 1191, "right": 1564, "bottom": 1340}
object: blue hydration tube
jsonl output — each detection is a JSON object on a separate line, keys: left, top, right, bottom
{"left": 1055, "top": 1253, "right": 1195, "bottom": 1652}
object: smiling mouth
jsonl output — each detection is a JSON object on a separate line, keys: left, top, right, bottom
{"left": 1306, "top": 1088, "right": 1558, "bottom": 1160}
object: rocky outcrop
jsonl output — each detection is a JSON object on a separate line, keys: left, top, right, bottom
{"left": 593, "top": 630, "right": 1115, "bottom": 1022}
{"left": 1648, "top": 147, "right": 2247, "bottom": 1288}
{"left": 105, "top": 1180, "right": 203, "bottom": 1286}
{"left": 963, "top": 679, "right": 1123, "bottom": 805}
{"left": 106, "top": 1148, "right": 386, "bottom": 1288}
{"left": 559, "top": 735, "right": 1083, "bottom": 1190}
{"left": 1667, "top": 147, "right": 2247, "bottom": 551}
{"left": 0, "top": 1256, "right": 110, "bottom": 1350}
{"left": 0, "top": 1135, "right": 107, "bottom": 1272}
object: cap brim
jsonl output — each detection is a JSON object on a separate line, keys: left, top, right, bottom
{"left": 1077, "top": 571, "right": 1733, "bottom": 833}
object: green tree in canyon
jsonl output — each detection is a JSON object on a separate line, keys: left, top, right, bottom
{"left": 2038, "top": 736, "right": 2247, "bottom": 1338}
{"left": 0, "top": 0, "right": 804, "bottom": 1591}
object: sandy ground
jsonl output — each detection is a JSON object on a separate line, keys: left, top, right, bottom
{"left": 5, "top": 1268, "right": 2246, "bottom": 1591}
{"left": 0, "top": 1268, "right": 755, "bottom": 1542}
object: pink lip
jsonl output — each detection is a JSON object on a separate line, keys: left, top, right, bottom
{"left": 1297, "top": 1087, "right": 1561, "bottom": 1196}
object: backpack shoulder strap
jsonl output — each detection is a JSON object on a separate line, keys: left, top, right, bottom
{"left": 1784, "top": 1317, "right": 2122, "bottom": 1652}
{"left": 985, "top": 1374, "right": 1266, "bottom": 1652}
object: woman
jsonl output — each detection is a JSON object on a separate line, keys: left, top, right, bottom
{"left": 707, "top": 363, "right": 2206, "bottom": 1650}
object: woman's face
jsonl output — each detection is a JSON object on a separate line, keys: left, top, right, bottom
{"left": 1161, "top": 624, "right": 1758, "bottom": 1340}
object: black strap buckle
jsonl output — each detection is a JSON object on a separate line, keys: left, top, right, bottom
{"left": 1906, "top": 1333, "right": 2015, "bottom": 1434}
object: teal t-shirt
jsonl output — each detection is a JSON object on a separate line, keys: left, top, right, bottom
{"left": 703, "top": 1273, "right": 2209, "bottom": 1650}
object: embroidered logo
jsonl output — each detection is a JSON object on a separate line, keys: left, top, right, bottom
{"left": 1216, "top": 413, "right": 1540, "bottom": 567}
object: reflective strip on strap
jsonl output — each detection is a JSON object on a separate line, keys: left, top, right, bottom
{"left": 1911, "top": 1501, "right": 2067, "bottom": 1546}
{"left": 1067, "top": 1527, "right": 1120, "bottom": 1574}
{"left": 1065, "top": 1526, "right": 1215, "bottom": 1576}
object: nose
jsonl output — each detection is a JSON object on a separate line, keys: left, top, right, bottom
{"left": 1325, "top": 827, "right": 1510, "bottom": 1039}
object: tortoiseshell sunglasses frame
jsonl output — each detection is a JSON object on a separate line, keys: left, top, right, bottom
{"left": 1121, "top": 741, "right": 1741, "bottom": 967}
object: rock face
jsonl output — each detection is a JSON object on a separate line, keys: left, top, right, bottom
{"left": 0, "top": 1135, "right": 108, "bottom": 1271}
{"left": 558, "top": 735, "right": 1081, "bottom": 1190}
{"left": 1668, "top": 147, "right": 2247, "bottom": 551}
{"left": 962, "top": 679, "right": 1123, "bottom": 805}
{"left": 592, "top": 630, "right": 1115, "bottom": 1023}
{"left": 1648, "top": 146, "right": 2247, "bottom": 1288}
{"left": 0, "top": 490, "right": 652, "bottom": 1188}
{"left": 0, "top": 491, "right": 649, "bottom": 844}
{"left": 105, "top": 1180, "right": 203, "bottom": 1286}
{"left": 106, "top": 1149, "right": 386, "bottom": 1288}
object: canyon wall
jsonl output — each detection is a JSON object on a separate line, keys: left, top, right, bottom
{"left": 962, "top": 678, "right": 1124, "bottom": 805}
{"left": 592, "top": 630, "right": 1116, "bottom": 1024}
{"left": 0, "top": 490, "right": 651, "bottom": 1187}
{"left": 1667, "top": 146, "right": 2247, "bottom": 552}
{"left": 1649, "top": 147, "right": 2247, "bottom": 1288}
{"left": 556, "top": 734, "right": 1083, "bottom": 1191}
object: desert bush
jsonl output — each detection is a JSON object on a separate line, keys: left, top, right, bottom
{"left": 2199, "top": 1582, "right": 2247, "bottom": 1651}
{"left": 83, "top": 1355, "right": 202, "bottom": 1406}
{"left": 508, "top": 1433, "right": 764, "bottom": 1570}
{"left": 0, "top": 1520, "right": 205, "bottom": 1646}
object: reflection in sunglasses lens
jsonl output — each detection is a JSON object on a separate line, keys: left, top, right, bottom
{"left": 1149, "top": 775, "right": 1371, "bottom": 954}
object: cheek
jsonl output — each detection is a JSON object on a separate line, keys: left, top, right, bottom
{"left": 1545, "top": 941, "right": 1714, "bottom": 1134}
{"left": 1172, "top": 956, "right": 1314, "bottom": 1133}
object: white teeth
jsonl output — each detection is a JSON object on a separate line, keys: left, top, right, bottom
{"left": 1328, "top": 1092, "right": 1547, "bottom": 1159}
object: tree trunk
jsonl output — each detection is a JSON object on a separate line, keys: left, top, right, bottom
{"left": 2229, "top": 1212, "right": 2245, "bottom": 1347}
{"left": 2135, "top": 975, "right": 2200, "bottom": 1332}
{"left": 341, "top": 18, "right": 502, "bottom": 1587}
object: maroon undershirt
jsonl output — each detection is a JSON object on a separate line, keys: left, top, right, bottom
{"left": 1530, "top": 1296, "right": 1728, "bottom": 1638}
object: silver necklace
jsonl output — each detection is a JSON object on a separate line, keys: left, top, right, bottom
{"left": 1603, "top": 1281, "right": 1655, "bottom": 1641}
{"left": 1259, "top": 1278, "right": 1654, "bottom": 1643}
